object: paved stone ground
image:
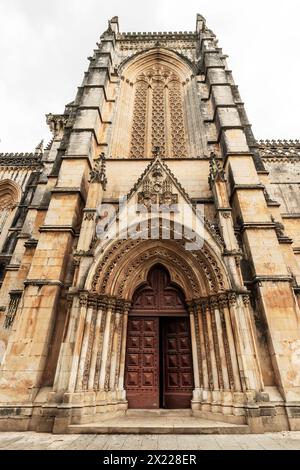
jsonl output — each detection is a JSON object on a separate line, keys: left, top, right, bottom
{"left": 0, "top": 431, "right": 300, "bottom": 449}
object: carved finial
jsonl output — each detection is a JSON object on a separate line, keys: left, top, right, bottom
{"left": 152, "top": 146, "right": 160, "bottom": 158}
{"left": 102, "top": 16, "right": 119, "bottom": 37}
{"left": 196, "top": 14, "right": 206, "bottom": 33}
{"left": 209, "top": 152, "right": 225, "bottom": 186}
{"left": 35, "top": 140, "right": 44, "bottom": 155}
{"left": 89, "top": 153, "right": 108, "bottom": 190}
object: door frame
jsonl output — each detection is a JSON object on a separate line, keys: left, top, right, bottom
{"left": 125, "top": 312, "right": 194, "bottom": 409}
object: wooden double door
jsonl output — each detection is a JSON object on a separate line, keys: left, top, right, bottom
{"left": 124, "top": 265, "right": 194, "bottom": 409}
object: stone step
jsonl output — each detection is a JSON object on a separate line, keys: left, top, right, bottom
{"left": 68, "top": 416, "right": 250, "bottom": 435}
{"left": 126, "top": 408, "right": 193, "bottom": 417}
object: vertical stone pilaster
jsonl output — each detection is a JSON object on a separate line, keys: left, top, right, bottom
{"left": 81, "top": 298, "right": 97, "bottom": 391}
{"left": 219, "top": 295, "right": 242, "bottom": 391}
{"left": 187, "top": 302, "right": 202, "bottom": 403}
{"left": 201, "top": 300, "right": 214, "bottom": 391}
{"left": 228, "top": 293, "right": 263, "bottom": 393}
{"left": 196, "top": 302, "right": 209, "bottom": 390}
{"left": 67, "top": 293, "right": 89, "bottom": 393}
{"left": 212, "top": 300, "right": 230, "bottom": 390}
{"left": 87, "top": 299, "right": 104, "bottom": 390}
{"left": 109, "top": 300, "right": 123, "bottom": 391}
{"left": 209, "top": 296, "right": 224, "bottom": 390}
{"left": 99, "top": 298, "right": 116, "bottom": 391}
{"left": 93, "top": 297, "right": 108, "bottom": 390}
{"left": 117, "top": 302, "right": 130, "bottom": 396}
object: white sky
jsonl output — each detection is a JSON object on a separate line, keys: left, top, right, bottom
{"left": 0, "top": 0, "right": 299, "bottom": 152}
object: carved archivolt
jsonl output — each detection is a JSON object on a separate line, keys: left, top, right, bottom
{"left": 89, "top": 236, "right": 228, "bottom": 300}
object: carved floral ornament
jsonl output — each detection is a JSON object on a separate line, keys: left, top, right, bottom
{"left": 88, "top": 237, "right": 228, "bottom": 301}
{"left": 137, "top": 163, "right": 178, "bottom": 207}
{"left": 89, "top": 153, "right": 107, "bottom": 190}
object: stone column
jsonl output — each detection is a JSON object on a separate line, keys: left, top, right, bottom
{"left": 228, "top": 293, "right": 263, "bottom": 394}
{"left": 205, "top": 301, "right": 219, "bottom": 394}
{"left": 65, "top": 293, "right": 90, "bottom": 394}
{"left": 109, "top": 301, "right": 123, "bottom": 393}
{"left": 218, "top": 294, "right": 242, "bottom": 393}
{"left": 87, "top": 296, "right": 105, "bottom": 390}
{"left": 99, "top": 298, "right": 116, "bottom": 392}
{"left": 187, "top": 302, "right": 202, "bottom": 406}
{"left": 196, "top": 301, "right": 209, "bottom": 392}
{"left": 76, "top": 296, "right": 98, "bottom": 391}
{"left": 117, "top": 302, "right": 130, "bottom": 400}
{"left": 211, "top": 297, "right": 230, "bottom": 391}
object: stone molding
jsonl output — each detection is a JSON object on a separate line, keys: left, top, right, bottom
{"left": 0, "top": 153, "right": 42, "bottom": 168}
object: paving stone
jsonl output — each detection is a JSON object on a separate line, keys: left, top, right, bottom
{"left": 157, "top": 435, "right": 178, "bottom": 450}
{"left": 140, "top": 435, "right": 158, "bottom": 450}
{"left": 196, "top": 436, "right": 222, "bottom": 450}
{"left": 122, "top": 435, "right": 143, "bottom": 450}
{"left": 59, "top": 435, "right": 97, "bottom": 450}
{"left": 103, "top": 434, "right": 128, "bottom": 450}
{"left": 84, "top": 435, "right": 110, "bottom": 450}
{"left": 0, "top": 434, "right": 25, "bottom": 449}
{"left": 176, "top": 435, "right": 201, "bottom": 450}
{"left": 1, "top": 432, "right": 300, "bottom": 450}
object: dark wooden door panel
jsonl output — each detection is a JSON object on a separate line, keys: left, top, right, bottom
{"left": 125, "top": 265, "right": 194, "bottom": 409}
{"left": 125, "top": 317, "right": 159, "bottom": 409}
{"left": 163, "top": 317, "right": 194, "bottom": 408}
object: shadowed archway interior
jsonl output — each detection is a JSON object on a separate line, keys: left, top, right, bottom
{"left": 125, "top": 264, "right": 194, "bottom": 409}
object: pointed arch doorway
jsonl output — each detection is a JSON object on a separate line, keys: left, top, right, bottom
{"left": 125, "top": 264, "right": 194, "bottom": 409}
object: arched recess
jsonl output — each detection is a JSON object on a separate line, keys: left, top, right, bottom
{"left": 125, "top": 264, "right": 195, "bottom": 409}
{"left": 0, "top": 180, "right": 21, "bottom": 252}
{"left": 54, "top": 227, "right": 266, "bottom": 412}
{"left": 109, "top": 47, "right": 207, "bottom": 158}
{"left": 86, "top": 236, "right": 230, "bottom": 299}
{"left": 64, "top": 236, "right": 246, "bottom": 403}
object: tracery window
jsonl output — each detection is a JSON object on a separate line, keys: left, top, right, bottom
{"left": 0, "top": 181, "right": 19, "bottom": 233}
{"left": 129, "top": 66, "right": 187, "bottom": 158}
{"left": 4, "top": 292, "right": 21, "bottom": 329}
{"left": 0, "top": 180, "right": 20, "bottom": 253}
{"left": 0, "top": 195, "right": 15, "bottom": 233}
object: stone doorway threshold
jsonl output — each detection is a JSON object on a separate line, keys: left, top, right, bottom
{"left": 68, "top": 410, "right": 250, "bottom": 434}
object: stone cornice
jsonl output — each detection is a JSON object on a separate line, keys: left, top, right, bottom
{"left": 257, "top": 139, "right": 300, "bottom": 159}
{"left": 239, "top": 221, "right": 276, "bottom": 232}
{"left": 39, "top": 225, "right": 76, "bottom": 236}
{"left": 245, "top": 275, "right": 293, "bottom": 286}
{"left": 117, "top": 31, "right": 197, "bottom": 41}
{"left": 0, "top": 152, "right": 42, "bottom": 168}
{"left": 24, "top": 279, "right": 64, "bottom": 287}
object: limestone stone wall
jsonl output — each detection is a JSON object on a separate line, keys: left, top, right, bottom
{"left": 0, "top": 14, "right": 299, "bottom": 434}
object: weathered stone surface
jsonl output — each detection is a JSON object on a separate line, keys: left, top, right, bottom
{"left": 0, "top": 14, "right": 299, "bottom": 435}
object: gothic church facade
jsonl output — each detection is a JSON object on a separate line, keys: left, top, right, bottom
{"left": 0, "top": 15, "right": 300, "bottom": 433}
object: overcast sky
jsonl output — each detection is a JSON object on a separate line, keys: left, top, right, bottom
{"left": 0, "top": 0, "right": 299, "bottom": 152}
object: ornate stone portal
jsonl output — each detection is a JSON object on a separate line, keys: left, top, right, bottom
{"left": 0, "top": 15, "right": 300, "bottom": 434}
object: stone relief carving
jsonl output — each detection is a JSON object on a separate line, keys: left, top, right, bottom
{"left": 137, "top": 163, "right": 178, "bottom": 207}
{"left": 129, "top": 66, "right": 187, "bottom": 158}
{"left": 89, "top": 153, "right": 108, "bottom": 190}
{"left": 130, "top": 79, "right": 148, "bottom": 157}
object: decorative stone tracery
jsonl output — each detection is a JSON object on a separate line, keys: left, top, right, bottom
{"left": 129, "top": 66, "right": 187, "bottom": 158}
{"left": 0, "top": 180, "right": 21, "bottom": 233}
